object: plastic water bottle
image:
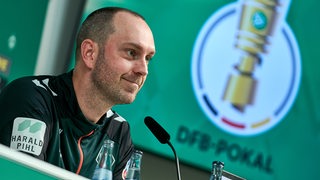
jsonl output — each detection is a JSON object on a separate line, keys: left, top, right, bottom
{"left": 124, "top": 150, "right": 143, "bottom": 180}
{"left": 209, "top": 161, "right": 224, "bottom": 180}
{"left": 92, "top": 140, "right": 115, "bottom": 180}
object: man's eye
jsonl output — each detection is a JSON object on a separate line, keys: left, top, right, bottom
{"left": 145, "top": 55, "right": 153, "bottom": 62}
{"left": 127, "top": 49, "right": 137, "bottom": 58}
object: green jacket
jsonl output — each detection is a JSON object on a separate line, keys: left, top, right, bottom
{"left": 0, "top": 71, "right": 134, "bottom": 179}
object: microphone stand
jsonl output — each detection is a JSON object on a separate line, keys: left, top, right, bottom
{"left": 167, "top": 141, "right": 181, "bottom": 180}
{"left": 144, "top": 116, "right": 182, "bottom": 180}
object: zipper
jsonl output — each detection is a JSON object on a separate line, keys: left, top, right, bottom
{"left": 76, "top": 130, "right": 95, "bottom": 174}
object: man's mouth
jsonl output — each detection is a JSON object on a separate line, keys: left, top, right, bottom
{"left": 123, "top": 78, "right": 141, "bottom": 87}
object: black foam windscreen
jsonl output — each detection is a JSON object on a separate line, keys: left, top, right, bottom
{"left": 144, "top": 116, "right": 170, "bottom": 144}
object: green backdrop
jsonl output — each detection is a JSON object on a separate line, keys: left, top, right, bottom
{"left": 0, "top": 1, "right": 48, "bottom": 86}
{"left": 1, "top": 0, "right": 319, "bottom": 180}
{"left": 83, "top": 0, "right": 319, "bottom": 180}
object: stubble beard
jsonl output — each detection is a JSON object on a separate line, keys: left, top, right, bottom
{"left": 91, "top": 54, "right": 137, "bottom": 106}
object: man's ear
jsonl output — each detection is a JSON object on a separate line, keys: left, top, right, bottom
{"left": 81, "top": 39, "right": 99, "bottom": 69}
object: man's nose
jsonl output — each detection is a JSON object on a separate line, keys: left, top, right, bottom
{"left": 133, "top": 59, "right": 148, "bottom": 76}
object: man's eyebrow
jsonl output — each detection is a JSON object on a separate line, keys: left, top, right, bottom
{"left": 123, "top": 42, "right": 155, "bottom": 55}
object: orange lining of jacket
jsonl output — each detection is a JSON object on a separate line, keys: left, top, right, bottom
{"left": 76, "top": 130, "right": 95, "bottom": 174}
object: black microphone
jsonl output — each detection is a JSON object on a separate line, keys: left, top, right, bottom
{"left": 144, "top": 116, "right": 170, "bottom": 144}
{"left": 144, "top": 116, "right": 182, "bottom": 180}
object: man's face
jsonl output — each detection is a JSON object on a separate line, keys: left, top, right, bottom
{"left": 91, "top": 12, "right": 156, "bottom": 105}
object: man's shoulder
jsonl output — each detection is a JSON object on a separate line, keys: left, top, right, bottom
{"left": 0, "top": 75, "right": 58, "bottom": 127}
{"left": 105, "top": 111, "right": 133, "bottom": 151}
{"left": 8, "top": 75, "right": 53, "bottom": 86}
{"left": 108, "top": 110, "right": 129, "bottom": 125}
{"left": 106, "top": 110, "right": 130, "bottom": 135}
{"left": 6, "top": 75, "right": 54, "bottom": 94}
{"left": 0, "top": 75, "right": 59, "bottom": 105}
{"left": 111, "top": 112, "right": 127, "bottom": 123}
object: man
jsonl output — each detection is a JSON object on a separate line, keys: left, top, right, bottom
{"left": 0, "top": 7, "right": 156, "bottom": 179}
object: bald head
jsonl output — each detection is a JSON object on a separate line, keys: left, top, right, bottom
{"left": 75, "top": 7, "right": 147, "bottom": 61}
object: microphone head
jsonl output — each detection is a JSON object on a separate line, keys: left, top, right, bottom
{"left": 144, "top": 116, "right": 170, "bottom": 144}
